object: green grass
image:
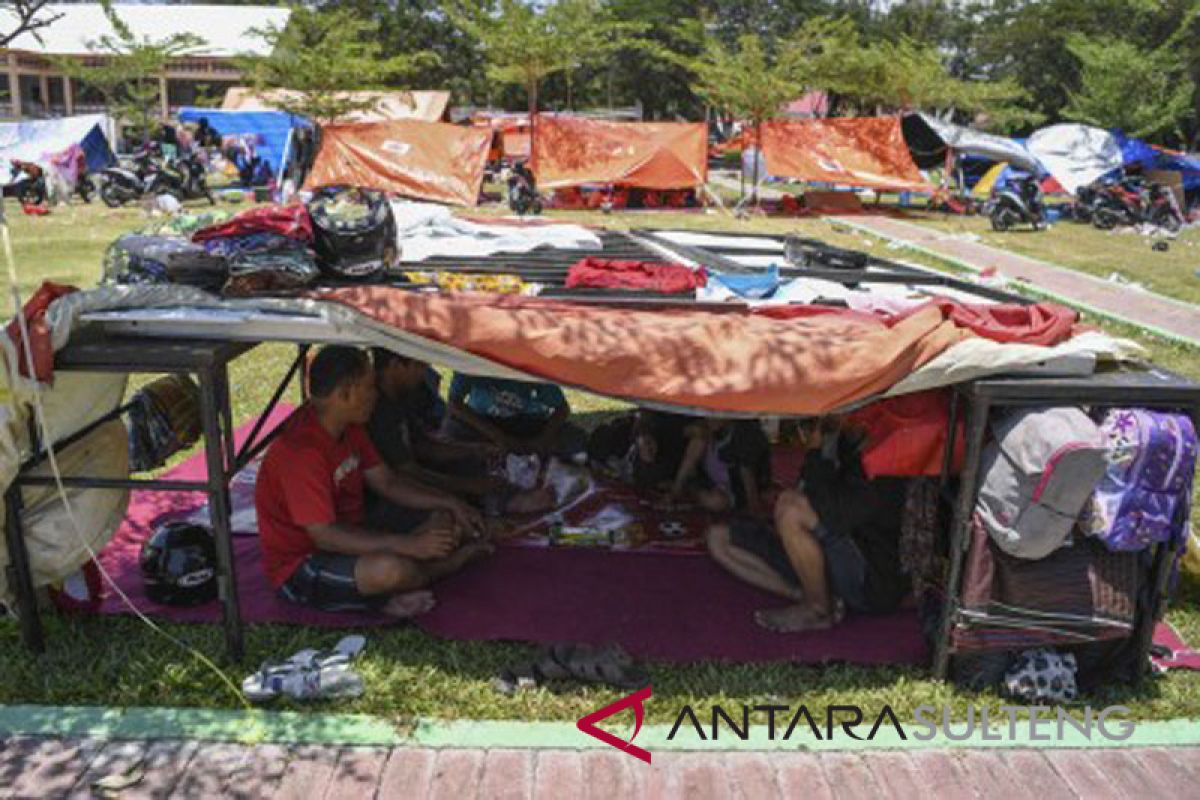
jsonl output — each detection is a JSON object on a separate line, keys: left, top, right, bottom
{"left": 900, "top": 209, "right": 1200, "bottom": 305}
{"left": 2, "top": 199, "right": 1200, "bottom": 723}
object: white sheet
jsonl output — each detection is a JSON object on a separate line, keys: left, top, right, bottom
{"left": 391, "top": 201, "right": 601, "bottom": 262}
{"left": 1027, "top": 124, "right": 1123, "bottom": 195}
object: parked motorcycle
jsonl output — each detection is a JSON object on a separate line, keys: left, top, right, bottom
{"left": 5, "top": 160, "right": 47, "bottom": 205}
{"left": 989, "top": 175, "right": 1045, "bottom": 231}
{"left": 506, "top": 162, "right": 542, "bottom": 215}
{"left": 1144, "top": 182, "right": 1184, "bottom": 233}
{"left": 145, "top": 151, "right": 215, "bottom": 205}
{"left": 97, "top": 150, "right": 155, "bottom": 207}
{"left": 1090, "top": 176, "right": 1145, "bottom": 230}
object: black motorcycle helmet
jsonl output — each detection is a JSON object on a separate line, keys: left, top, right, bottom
{"left": 307, "top": 185, "right": 398, "bottom": 282}
{"left": 139, "top": 522, "right": 218, "bottom": 606}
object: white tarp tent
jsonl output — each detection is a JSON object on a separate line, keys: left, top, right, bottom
{"left": 908, "top": 113, "right": 1042, "bottom": 174}
{"left": 1026, "top": 124, "right": 1123, "bottom": 195}
{"left": 0, "top": 114, "right": 116, "bottom": 181}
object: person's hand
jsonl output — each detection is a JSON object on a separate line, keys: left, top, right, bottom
{"left": 406, "top": 528, "right": 458, "bottom": 560}
{"left": 449, "top": 500, "right": 485, "bottom": 539}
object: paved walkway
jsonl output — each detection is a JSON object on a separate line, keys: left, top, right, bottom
{"left": 835, "top": 215, "right": 1200, "bottom": 346}
{"left": 3, "top": 736, "right": 1200, "bottom": 799}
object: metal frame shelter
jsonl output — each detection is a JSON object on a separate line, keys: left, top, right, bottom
{"left": 4, "top": 230, "right": 1199, "bottom": 683}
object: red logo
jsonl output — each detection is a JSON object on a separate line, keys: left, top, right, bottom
{"left": 576, "top": 685, "right": 653, "bottom": 764}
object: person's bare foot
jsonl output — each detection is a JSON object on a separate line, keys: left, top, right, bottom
{"left": 447, "top": 539, "right": 495, "bottom": 569}
{"left": 754, "top": 602, "right": 839, "bottom": 633}
{"left": 382, "top": 590, "right": 436, "bottom": 619}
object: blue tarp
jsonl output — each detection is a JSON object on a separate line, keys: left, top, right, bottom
{"left": 0, "top": 114, "right": 115, "bottom": 175}
{"left": 177, "top": 108, "right": 311, "bottom": 178}
{"left": 1112, "top": 130, "right": 1200, "bottom": 192}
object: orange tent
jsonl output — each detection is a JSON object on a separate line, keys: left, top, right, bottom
{"left": 761, "top": 118, "right": 931, "bottom": 191}
{"left": 305, "top": 120, "right": 491, "bottom": 206}
{"left": 533, "top": 116, "right": 708, "bottom": 190}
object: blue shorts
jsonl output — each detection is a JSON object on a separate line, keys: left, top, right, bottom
{"left": 279, "top": 551, "right": 382, "bottom": 612}
{"left": 729, "top": 517, "right": 870, "bottom": 613}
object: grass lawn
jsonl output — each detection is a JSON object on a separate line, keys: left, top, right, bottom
{"left": 899, "top": 208, "right": 1200, "bottom": 306}
{"left": 2, "top": 199, "right": 1199, "bottom": 724}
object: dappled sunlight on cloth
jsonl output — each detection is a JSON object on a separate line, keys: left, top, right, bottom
{"left": 315, "top": 287, "right": 964, "bottom": 415}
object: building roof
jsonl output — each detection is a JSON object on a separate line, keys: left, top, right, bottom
{"left": 222, "top": 88, "right": 451, "bottom": 122}
{"left": 0, "top": 3, "right": 291, "bottom": 58}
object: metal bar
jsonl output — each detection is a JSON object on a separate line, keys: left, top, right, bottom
{"left": 234, "top": 418, "right": 288, "bottom": 474}
{"left": 298, "top": 343, "right": 310, "bottom": 403}
{"left": 16, "top": 476, "right": 212, "bottom": 491}
{"left": 933, "top": 390, "right": 991, "bottom": 680}
{"left": 4, "top": 486, "right": 44, "bottom": 653}
{"left": 234, "top": 348, "right": 303, "bottom": 466}
{"left": 217, "top": 367, "right": 236, "bottom": 474}
{"left": 19, "top": 400, "right": 136, "bottom": 474}
{"left": 939, "top": 391, "right": 961, "bottom": 493}
{"left": 198, "top": 364, "right": 244, "bottom": 662}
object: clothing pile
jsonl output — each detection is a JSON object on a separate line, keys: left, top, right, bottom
{"left": 193, "top": 204, "right": 319, "bottom": 294}
{"left": 565, "top": 257, "right": 707, "bottom": 293}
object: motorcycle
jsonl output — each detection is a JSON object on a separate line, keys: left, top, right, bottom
{"left": 97, "top": 150, "right": 156, "bottom": 207}
{"left": 1144, "top": 182, "right": 1184, "bottom": 233}
{"left": 145, "top": 151, "right": 215, "bottom": 204}
{"left": 1091, "top": 176, "right": 1145, "bottom": 230}
{"left": 506, "top": 162, "right": 542, "bottom": 215}
{"left": 989, "top": 175, "right": 1045, "bottom": 231}
{"left": 5, "top": 161, "right": 48, "bottom": 205}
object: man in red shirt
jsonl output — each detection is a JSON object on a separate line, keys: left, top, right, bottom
{"left": 256, "top": 346, "right": 488, "bottom": 617}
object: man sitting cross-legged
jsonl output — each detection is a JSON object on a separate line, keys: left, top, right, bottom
{"left": 255, "top": 345, "right": 490, "bottom": 618}
{"left": 706, "top": 418, "right": 910, "bottom": 632}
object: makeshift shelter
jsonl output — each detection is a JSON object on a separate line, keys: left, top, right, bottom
{"left": 1112, "top": 130, "right": 1200, "bottom": 195}
{"left": 760, "top": 118, "right": 931, "bottom": 191}
{"left": 221, "top": 88, "right": 451, "bottom": 123}
{"left": 0, "top": 114, "right": 115, "bottom": 176}
{"left": 1026, "top": 124, "right": 1123, "bottom": 196}
{"left": 304, "top": 120, "right": 492, "bottom": 206}
{"left": 532, "top": 117, "right": 707, "bottom": 190}
{"left": 902, "top": 113, "right": 1040, "bottom": 174}
{"left": 177, "top": 108, "right": 311, "bottom": 179}
{"left": 471, "top": 113, "right": 531, "bottom": 161}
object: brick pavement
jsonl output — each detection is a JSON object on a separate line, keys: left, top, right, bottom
{"left": 3, "top": 736, "right": 1200, "bottom": 799}
{"left": 836, "top": 215, "right": 1200, "bottom": 346}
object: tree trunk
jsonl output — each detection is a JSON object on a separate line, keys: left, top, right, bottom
{"left": 751, "top": 118, "right": 763, "bottom": 206}
{"left": 528, "top": 78, "right": 538, "bottom": 171}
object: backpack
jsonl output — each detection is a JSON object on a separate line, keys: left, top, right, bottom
{"left": 976, "top": 407, "right": 1107, "bottom": 560}
{"left": 1082, "top": 409, "right": 1197, "bottom": 552}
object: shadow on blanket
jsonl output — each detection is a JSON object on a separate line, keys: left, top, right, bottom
{"left": 96, "top": 408, "right": 929, "bottom": 665}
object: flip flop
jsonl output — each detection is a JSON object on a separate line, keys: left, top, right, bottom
{"left": 243, "top": 636, "right": 368, "bottom": 702}
{"left": 542, "top": 642, "right": 650, "bottom": 690}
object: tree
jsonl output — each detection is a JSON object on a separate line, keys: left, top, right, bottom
{"left": 683, "top": 29, "right": 797, "bottom": 201}
{"left": 239, "top": 7, "right": 436, "bottom": 123}
{"left": 0, "top": 0, "right": 62, "bottom": 47}
{"left": 449, "top": 0, "right": 646, "bottom": 157}
{"left": 53, "top": 5, "right": 205, "bottom": 143}
{"left": 1063, "top": 34, "right": 1194, "bottom": 140}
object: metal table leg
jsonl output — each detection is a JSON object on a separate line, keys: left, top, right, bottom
{"left": 933, "top": 393, "right": 991, "bottom": 680}
{"left": 198, "top": 365, "right": 244, "bottom": 661}
{"left": 4, "top": 487, "right": 44, "bottom": 653}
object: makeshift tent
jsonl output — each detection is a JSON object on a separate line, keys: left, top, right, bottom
{"left": 221, "top": 88, "right": 451, "bottom": 123}
{"left": 176, "top": 108, "right": 311, "bottom": 178}
{"left": 1112, "top": 130, "right": 1200, "bottom": 193}
{"left": 0, "top": 114, "right": 114, "bottom": 176}
{"left": 1026, "top": 124, "right": 1123, "bottom": 196}
{"left": 533, "top": 117, "right": 707, "bottom": 190}
{"left": 305, "top": 120, "right": 492, "bottom": 206}
{"left": 782, "top": 91, "right": 829, "bottom": 118}
{"left": 760, "top": 118, "right": 931, "bottom": 191}
{"left": 472, "top": 113, "right": 531, "bottom": 160}
{"left": 902, "top": 113, "right": 1041, "bottom": 174}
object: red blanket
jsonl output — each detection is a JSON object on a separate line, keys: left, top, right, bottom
{"left": 192, "top": 204, "right": 313, "bottom": 244}
{"left": 566, "top": 257, "right": 707, "bottom": 293}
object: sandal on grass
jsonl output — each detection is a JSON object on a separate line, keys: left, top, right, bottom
{"left": 492, "top": 642, "right": 649, "bottom": 694}
{"left": 242, "top": 635, "right": 367, "bottom": 702}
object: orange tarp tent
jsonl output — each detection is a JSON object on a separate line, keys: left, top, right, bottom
{"left": 761, "top": 118, "right": 931, "bottom": 191}
{"left": 317, "top": 287, "right": 964, "bottom": 416}
{"left": 305, "top": 120, "right": 492, "bottom": 206}
{"left": 533, "top": 116, "right": 708, "bottom": 190}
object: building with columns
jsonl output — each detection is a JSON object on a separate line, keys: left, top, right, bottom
{"left": 0, "top": 3, "right": 289, "bottom": 120}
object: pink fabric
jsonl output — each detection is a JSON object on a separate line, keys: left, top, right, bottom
{"left": 566, "top": 257, "right": 707, "bottom": 293}
{"left": 1153, "top": 622, "right": 1200, "bottom": 671}
{"left": 191, "top": 204, "right": 313, "bottom": 244}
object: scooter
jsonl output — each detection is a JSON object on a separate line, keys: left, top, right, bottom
{"left": 5, "top": 161, "right": 47, "bottom": 205}
{"left": 145, "top": 151, "right": 215, "bottom": 204}
{"left": 1091, "top": 176, "right": 1146, "bottom": 230}
{"left": 989, "top": 175, "right": 1045, "bottom": 231}
{"left": 506, "top": 162, "right": 542, "bottom": 215}
{"left": 97, "top": 150, "right": 155, "bottom": 207}
{"left": 1144, "top": 182, "right": 1184, "bottom": 233}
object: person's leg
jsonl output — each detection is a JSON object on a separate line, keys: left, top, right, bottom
{"left": 755, "top": 490, "right": 839, "bottom": 632}
{"left": 706, "top": 522, "right": 804, "bottom": 601}
{"left": 695, "top": 487, "right": 733, "bottom": 513}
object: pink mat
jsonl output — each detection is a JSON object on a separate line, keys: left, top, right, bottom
{"left": 1153, "top": 623, "right": 1200, "bottom": 671}
{"left": 96, "top": 410, "right": 920, "bottom": 664}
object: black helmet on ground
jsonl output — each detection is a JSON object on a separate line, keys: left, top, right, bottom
{"left": 307, "top": 185, "right": 398, "bottom": 282}
{"left": 139, "top": 521, "right": 218, "bottom": 606}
